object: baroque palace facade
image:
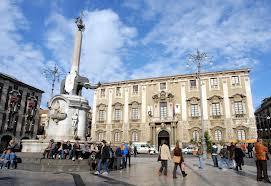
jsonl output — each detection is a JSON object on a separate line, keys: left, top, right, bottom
{"left": 91, "top": 69, "right": 257, "bottom": 147}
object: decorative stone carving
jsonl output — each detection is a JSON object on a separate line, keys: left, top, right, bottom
{"left": 72, "top": 113, "right": 79, "bottom": 137}
{"left": 152, "top": 91, "right": 174, "bottom": 102}
{"left": 25, "top": 96, "right": 38, "bottom": 133}
{"left": 49, "top": 100, "right": 67, "bottom": 124}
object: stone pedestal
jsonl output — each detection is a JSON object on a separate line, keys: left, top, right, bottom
{"left": 46, "top": 94, "right": 90, "bottom": 141}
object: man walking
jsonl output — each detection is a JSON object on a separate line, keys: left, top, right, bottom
{"left": 211, "top": 143, "right": 218, "bottom": 167}
{"left": 248, "top": 143, "right": 253, "bottom": 158}
{"left": 158, "top": 140, "right": 171, "bottom": 176}
{"left": 95, "top": 140, "right": 110, "bottom": 175}
{"left": 255, "top": 139, "right": 271, "bottom": 183}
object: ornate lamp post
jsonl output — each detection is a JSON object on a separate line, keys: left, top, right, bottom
{"left": 188, "top": 49, "right": 212, "bottom": 160}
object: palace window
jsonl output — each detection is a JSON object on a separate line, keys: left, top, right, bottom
{"left": 98, "top": 110, "right": 106, "bottom": 121}
{"left": 131, "top": 131, "right": 138, "bottom": 142}
{"left": 114, "top": 132, "right": 121, "bottom": 142}
{"left": 192, "top": 131, "right": 200, "bottom": 142}
{"left": 160, "top": 82, "right": 166, "bottom": 90}
{"left": 214, "top": 130, "right": 222, "bottom": 141}
{"left": 116, "top": 87, "right": 121, "bottom": 97}
{"left": 160, "top": 102, "right": 167, "bottom": 119}
{"left": 232, "top": 76, "right": 240, "bottom": 86}
{"left": 210, "top": 78, "right": 218, "bottom": 89}
{"left": 234, "top": 101, "right": 244, "bottom": 115}
{"left": 212, "top": 103, "right": 221, "bottom": 116}
{"left": 98, "top": 132, "right": 104, "bottom": 142}
{"left": 237, "top": 129, "right": 246, "bottom": 140}
{"left": 114, "top": 109, "right": 122, "bottom": 121}
{"left": 190, "top": 80, "right": 197, "bottom": 89}
{"left": 100, "top": 88, "right": 105, "bottom": 98}
{"left": 131, "top": 108, "right": 139, "bottom": 120}
{"left": 132, "top": 85, "right": 138, "bottom": 95}
{"left": 191, "top": 104, "right": 199, "bottom": 117}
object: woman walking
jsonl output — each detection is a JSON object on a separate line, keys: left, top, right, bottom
{"left": 172, "top": 142, "right": 187, "bottom": 179}
{"left": 234, "top": 143, "right": 245, "bottom": 171}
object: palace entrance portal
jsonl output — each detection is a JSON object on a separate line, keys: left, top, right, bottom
{"left": 158, "top": 130, "right": 169, "bottom": 147}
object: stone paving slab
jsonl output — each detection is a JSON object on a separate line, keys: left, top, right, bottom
{"left": 1, "top": 157, "right": 271, "bottom": 186}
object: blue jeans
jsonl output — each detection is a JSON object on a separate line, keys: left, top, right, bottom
{"left": 198, "top": 156, "right": 204, "bottom": 169}
{"left": 212, "top": 155, "right": 218, "bottom": 167}
{"left": 98, "top": 159, "right": 109, "bottom": 173}
{"left": 219, "top": 158, "right": 229, "bottom": 169}
{"left": 122, "top": 156, "right": 127, "bottom": 168}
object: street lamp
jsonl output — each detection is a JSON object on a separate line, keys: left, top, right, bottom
{"left": 187, "top": 49, "right": 212, "bottom": 160}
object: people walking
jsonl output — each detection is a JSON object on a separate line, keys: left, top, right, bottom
{"left": 248, "top": 143, "right": 253, "bottom": 158}
{"left": 133, "top": 145, "right": 137, "bottom": 157}
{"left": 228, "top": 143, "right": 235, "bottom": 169}
{"left": 172, "top": 142, "right": 187, "bottom": 179}
{"left": 211, "top": 143, "right": 218, "bottom": 167}
{"left": 255, "top": 139, "right": 271, "bottom": 183}
{"left": 234, "top": 143, "right": 245, "bottom": 171}
{"left": 197, "top": 143, "right": 204, "bottom": 169}
{"left": 95, "top": 140, "right": 110, "bottom": 175}
{"left": 158, "top": 140, "right": 171, "bottom": 176}
{"left": 219, "top": 145, "right": 229, "bottom": 169}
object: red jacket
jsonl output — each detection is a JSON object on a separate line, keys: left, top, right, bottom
{"left": 255, "top": 142, "right": 268, "bottom": 161}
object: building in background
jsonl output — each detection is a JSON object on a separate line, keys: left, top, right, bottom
{"left": 91, "top": 69, "right": 256, "bottom": 147}
{"left": 0, "top": 73, "right": 43, "bottom": 149}
{"left": 37, "top": 109, "right": 49, "bottom": 136}
{"left": 255, "top": 97, "right": 271, "bottom": 140}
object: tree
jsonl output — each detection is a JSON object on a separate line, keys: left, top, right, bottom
{"left": 204, "top": 131, "right": 212, "bottom": 153}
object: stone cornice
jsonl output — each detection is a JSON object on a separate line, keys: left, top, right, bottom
{"left": 98, "top": 68, "right": 250, "bottom": 87}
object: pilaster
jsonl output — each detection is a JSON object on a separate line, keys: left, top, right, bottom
{"left": 124, "top": 87, "right": 129, "bottom": 142}
{"left": 106, "top": 88, "right": 113, "bottom": 141}
{"left": 91, "top": 91, "right": 97, "bottom": 140}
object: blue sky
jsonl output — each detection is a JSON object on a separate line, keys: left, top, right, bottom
{"left": 0, "top": 0, "right": 271, "bottom": 109}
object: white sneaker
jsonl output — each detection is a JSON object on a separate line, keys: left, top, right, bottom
{"left": 94, "top": 171, "right": 100, "bottom": 175}
{"left": 79, "top": 157, "right": 83, "bottom": 160}
{"left": 102, "top": 172, "right": 108, "bottom": 175}
{"left": 72, "top": 157, "right": 75, "bottom": 161}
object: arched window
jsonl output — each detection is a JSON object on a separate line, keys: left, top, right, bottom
{"left": 131, "top": 131, "right": 138, "bottom": 142}
{"left": 214, "top": 130, "right": 222, "bottom": 141}
{"left": 192, "top": 131, "right": 199, "bottom": 142}
{"left": 98, "top": 132, "right": 104, "bottom": 142}
{"left": 114, "top": 132, "right": 121, "bottom": 142}
{"left": 237, "top": 130, "right": 246, "bottom": 140}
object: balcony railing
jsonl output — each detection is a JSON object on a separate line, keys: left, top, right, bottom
{"left": 149, "top": 116, "right": 178, "bottom": 122}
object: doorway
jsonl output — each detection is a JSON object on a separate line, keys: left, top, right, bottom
{"left": 158, "top": 130, "right": 170, "bottom": 148}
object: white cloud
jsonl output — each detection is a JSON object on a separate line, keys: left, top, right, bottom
{"left": 44, "top": 9, "right": 137, "bottom": 104}
{"left": 128, "top": 0, "right": 271, "bottom": 74}
{"left": 0, "top": 0, "right": 50, "bottom": 107}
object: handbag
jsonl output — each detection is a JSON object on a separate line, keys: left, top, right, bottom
{"left": 157, "top": 154, "right": 161, "bottom": 161}
{"left": 173, "top": 155, "right": 181, "bottom": 163}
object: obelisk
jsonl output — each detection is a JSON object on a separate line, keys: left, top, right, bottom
{"left": 64, "top": 15, "right": 85, "bottom": 95}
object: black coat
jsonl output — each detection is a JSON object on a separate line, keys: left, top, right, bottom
{"left": 101, "top": 145, "right": 110, "bottom": 160}
{"left": 234, "top": 147, "right": 245, "bottom": 164}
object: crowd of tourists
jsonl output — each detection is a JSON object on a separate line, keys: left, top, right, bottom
{"left": 42, "top": 139, "right": 132, "bottom": 175}
{"left": 197, "top": 139, "right": 271, "bottom": 183}
{"left": 0, "top": 139, "right": 18, "bottom": 169}
{"left": 43, "top": 139, "right": 91, "bottom": 160}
